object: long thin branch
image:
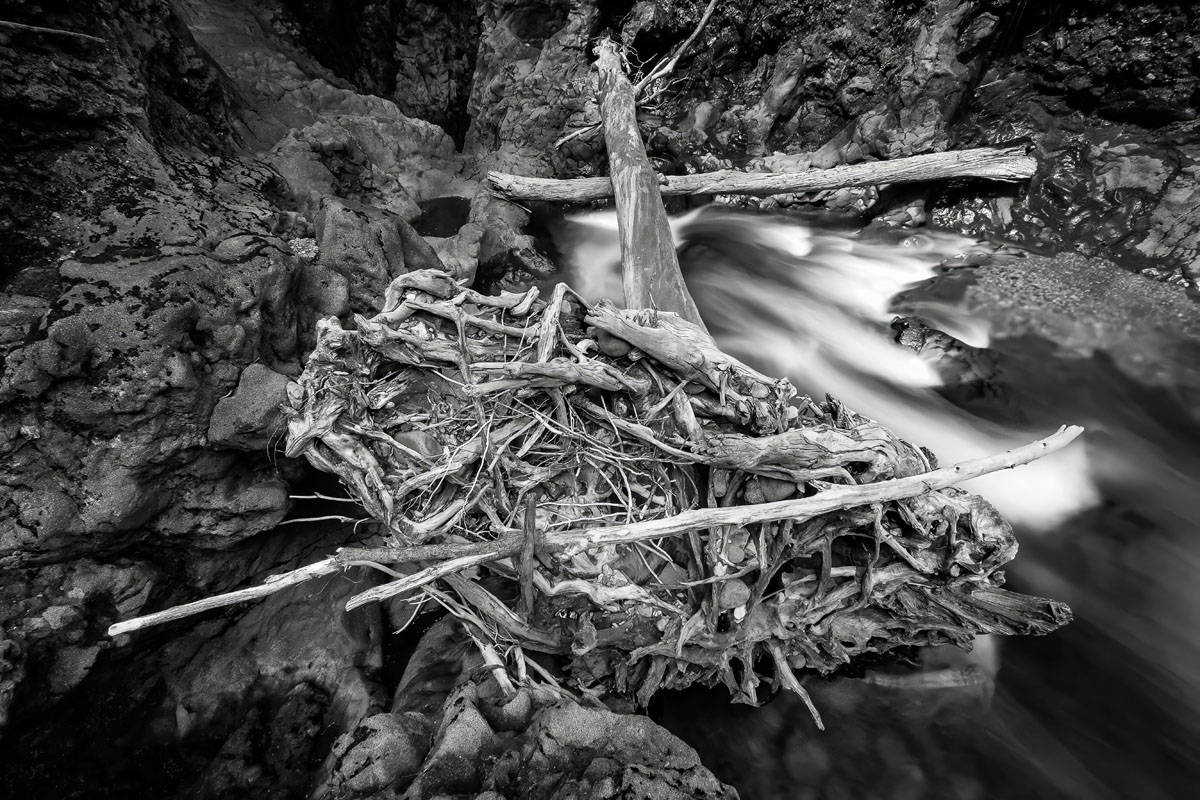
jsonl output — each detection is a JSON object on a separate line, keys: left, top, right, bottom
{"left": 0, "top": 19, "right": 107, "bottom": 44}
{"left": 490, "top": 146, "right": 1037, "bottom": 203}
{"left": 107, "top": 557, "right": 341, "bottom": 637}
{"left": 340, "top": 425, "right": 1082, "bottom": 610}
{"left": 106, "top": 425, "right": 1083, "bottom": 636}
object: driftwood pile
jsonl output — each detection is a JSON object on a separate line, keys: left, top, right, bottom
{"left": 108, "top": 266, "right": 1075, "bottom": 724}
{"left": 106, "top": 31, "right": 1077, "bottom": 727}
{"left": 279, "top": 269, "right": 1073, "bottom": 719}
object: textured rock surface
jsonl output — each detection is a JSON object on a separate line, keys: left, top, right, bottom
{"left": 313, "top": 622, "right": 737, "bottom": 800}
{"left": 0, "top": 0, "right": 454, "bottom": 774}
{"left": 208, "top": 363, "right": 293, "bottom": 450}
{"left": 615, "top": 0, "right": 1200, "bottom": 281}
{"left": 960, "top": 253, "right": 1200, "bottom": 391}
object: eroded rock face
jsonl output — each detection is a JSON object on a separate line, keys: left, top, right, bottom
{"left": 1, "top": 1, "right": 304, "bottom": 731}
{"left": 0, "top": 0, "right": 620, "bottom": 789}
{"left": 620, "top": 0, "right": 1200, "bottom": 281}
{"left": 312, "top": 621, "right": 738, "bottom": 800}
{"left": 938, "top": 65, "right": 1200, "bottom": 283}
{"left": 0, "top": 0, "right": 466, "bottom": 764}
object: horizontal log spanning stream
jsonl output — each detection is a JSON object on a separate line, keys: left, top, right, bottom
{"left": 487, "top": 146, "right": 1036, "bottom": 203}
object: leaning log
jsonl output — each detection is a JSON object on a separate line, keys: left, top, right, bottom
{"left": 594, "top": 37, "right": 704, "bottom": 327}
{"left": 487, "top": 145, "right": 1037, "bottom": 203}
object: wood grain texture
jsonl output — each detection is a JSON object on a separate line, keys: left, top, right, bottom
{"left": 488, "top": 145, "right": 1037, "bottom": 203}
{"left": 594, "top": 37, "right": 705, "bottom": 328}
{"left": 107, "top": 425, "right": 1083, "bottom": 634}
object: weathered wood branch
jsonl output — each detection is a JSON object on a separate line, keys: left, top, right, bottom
{"left": 342, "top": 424, "right": 1083, "bottom": 610}
{"left": 594, "top": 37, "right": 705, "bottom": 328}
{"left": 107, "top": 557, "right": 341, "bottom": 637}
{"left": 633, "top": 0, "right": 720, "bottom": 96}
{"left": 555, "top": 0, "right": 719, "bottom": 149}
{"left": 105, "top": 426, "right": 1082, "bottom": 636}
{"left": 0, "top": 19, "right": 107, "bottom": 44}
{"left": 488, "top": 145, "right": 1036, "bottom": 203}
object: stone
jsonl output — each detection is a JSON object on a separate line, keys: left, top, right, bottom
{"left": 207, "top": 363, "right": 293, "bottom": 451}
{"left": 314, "top": 198, "right": 449, "bottom": 312}
{"left": 158, "top": 567, "right": 385, "bottom": 742}
{"left": 485, "top": 699, "right": 738, "bottom": 800}
{"left": 189, "top": 681, "right": 329, "bottom": 800}
{"left": 405, "top": 686, "right": 499, "bottom": 798}
{"left": 960, "top": 254, "right": 1200, "bottom": 394}
{"left": 316, "top": 711, "right": 433, "bottom": 798}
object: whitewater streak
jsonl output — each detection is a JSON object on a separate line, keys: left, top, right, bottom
{"left": 550, "top": 206, "right": 1098, "bottom": 529}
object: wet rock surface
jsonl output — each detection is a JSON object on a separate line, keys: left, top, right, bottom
{"left": 0, "top": 1, "right": 707, "bottom": 797}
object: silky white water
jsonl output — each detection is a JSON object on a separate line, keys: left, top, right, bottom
{"left": 549, "top": 206, "right": 1098, "bottom": 529}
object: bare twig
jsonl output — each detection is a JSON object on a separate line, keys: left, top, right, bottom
{"left": 553, "top": 0, "right": 719, "bottom": 149}
{"left": 633, "top": 0, "right": 719, "bottom": 95}
{"left": 107, "top": 558, "right": 342, "bottom": 637}
{"left": 770, "top": 642, "right": 825, "bottom": 730}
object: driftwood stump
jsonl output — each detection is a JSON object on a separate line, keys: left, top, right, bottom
{"left": 594, "top": 37, "right": 704, "bottom": 328}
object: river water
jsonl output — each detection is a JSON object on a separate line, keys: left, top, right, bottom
{"left": 550, "top": 206, "right": 1200, "bottom": 799}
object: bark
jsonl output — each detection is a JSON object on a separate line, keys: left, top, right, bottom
{"left": 594, "top": 37, "right": 705, "bottom": 328}
{"left": 488, "top": 145, "right": 1036, "bottom": 203}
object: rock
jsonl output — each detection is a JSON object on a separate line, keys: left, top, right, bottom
{"left": 715, "top": 580, "right": 752, "bottom": 611}
{"left": 0, "top": 632, "right": 25, "bottom": 731}
{"left": 461, "top": 0, "right": 597, "bottom": 283}
{"left": 406, "top": 685, "right": 500, "bottom": 797}
{"left": 0, "top": 557, "right": 159, "bottom": 722}
{"left": 477, "top": 686, "right": 536, "bottom": 732}
{"left": 429, "top": 222, "right": 485, "bottom": 281}
{"left": 960, "top": 253, "right": 1200, "bottom": 393}
{"left": 158, "top": 567, "right": 385, "bottom": 742}
{"left": 486, "top": 698, "right": 738, "bottom": 800}
{"left": 390, "top": 2, "right": 482, "bottom": 144}
{"left": 208, "top": 363, "right": 293, "bottom": 450}
{"left": 744, "top": 39, "right": 808, "bottom": 157}
{"left": 314, "top": 198, "right": 448, "bottom": 312}
{"left": 189, "top": 681, "right": 329, "bottom": 800}
{"left": 316, "top": 711, "right": 434, "bottom": 799}
{"left": 392, "top": 618, "right": 476, "bottom": 716}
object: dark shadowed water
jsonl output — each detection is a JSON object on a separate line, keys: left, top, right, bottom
{"left": 551, "top": 206, "right": 1200, "bottom": 799}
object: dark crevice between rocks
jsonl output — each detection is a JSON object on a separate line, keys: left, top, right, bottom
{"left": 0, "top": 638, "right": 193, "bottom": 800}
{"left": 0, "top": 514, "right": 368, "bottom": 800}
{"left": 278, "top": 0, "right": 483, "bottom": 149}
{"left": 412, "top": 196, "right": 472, "bottom": 238}
{"left": 475, "top": 201, "right": 572, "bottom": 295}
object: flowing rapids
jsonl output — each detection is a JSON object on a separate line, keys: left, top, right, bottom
{"left": 549, "top": 205, "right": 1200, "bottom": 799}
{"left": 549, "top": 205, "right": 1097, "bottom": 530}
